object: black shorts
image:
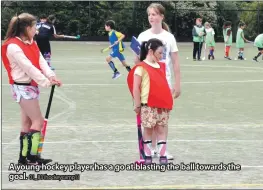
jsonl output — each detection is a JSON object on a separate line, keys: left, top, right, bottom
{"left": 258, "top": 47, "right": 263, "bottom": 51}
{"left": 36, "top": 38, "right": 51, "bottom": 56}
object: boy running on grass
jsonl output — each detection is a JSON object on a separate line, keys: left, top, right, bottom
{"left": 104, "top": 20, "right": 131, "bottom": 79}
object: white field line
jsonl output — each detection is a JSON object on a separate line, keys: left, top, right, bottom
{"left": 2, "top": 139, "right": 263, "bottom": 145}
{"left": 38, "top": 69, "right": 263, "bottom": 73}
{"left": 2, "top": 79, "right": 263, "bottom": 87}
{"left": 2, "top": 123, "right": 263, "bottom": 129}
{"left": 2, "top": 89, "right": 76, "bottom": 151}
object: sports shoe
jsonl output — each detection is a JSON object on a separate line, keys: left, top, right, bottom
{"left": 152, "top": 147, "right": 174, "bottom": 160}
{"left": 18, "top": 156, "right": 28, "bottom": 165}
{"left": 166, "top": 151, "right": 174, "bottom": 160}
{"left": 158, "top": 151, "right": 174, "bottom": 160}
{"left": 144, "top": 156, "right": 152, "bottom": 165}
{"left": 224, "top": 56, "right": 231, "bottom": 60}
{"left": 159, "top": 156, "right": 168, "bottom": 165}
{"left": 253, "top": 57, "right": 258, "bottom": 62}
{"left": 112, "top": 72, "right": 121, "bottom": 79}
{"left": 27, "top": 155, "right": 52, "bottom": 165}
{"left": 18, "top": 155, "right": 52, "bottom": 166}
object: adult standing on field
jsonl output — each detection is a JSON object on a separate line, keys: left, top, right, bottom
{"left": 35, "top": 14, "right": 65, "bottom": 70}
{"left": 135, "top": 3, "right": 181, "bottom": 161}
{"left": 192, "top": 18, "right": 206, "bottom": 61}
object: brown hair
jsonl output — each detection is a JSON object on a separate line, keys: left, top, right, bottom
{"left": 196, "top": 18, "right": 202, "bottom": 23}
{"left": 223, "top": 21, "right": 232, "bottom": 29}
{"left": 147, "top": 3, "right": 170, "bottom": 32}
{"left": 4, "top": 13, "right": 37, "bottom": 42}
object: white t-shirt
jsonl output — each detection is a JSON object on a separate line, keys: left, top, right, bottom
{"left": 137, "top": 29, "right": 178, "bottom": 88}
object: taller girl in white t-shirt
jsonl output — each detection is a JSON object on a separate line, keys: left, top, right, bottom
{"left": 136, "top": 3, "right": 181, "bottom": 160}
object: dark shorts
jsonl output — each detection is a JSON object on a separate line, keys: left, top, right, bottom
{"left": 36, "top": 38, "right": 51, "bottom": 56}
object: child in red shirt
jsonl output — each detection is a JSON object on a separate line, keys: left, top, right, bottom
{"left": 127, "top": 38, "right": 173, "bottom": 165}
{"left": 2, "top": 13, "right": 62, "bottom": 165}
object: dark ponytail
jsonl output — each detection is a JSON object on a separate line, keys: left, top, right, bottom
{"left": 139, "top": 38, "right": 163, "bottom": 61}
{"left": 139, "top": 41, "right": 148, "bottom": 61}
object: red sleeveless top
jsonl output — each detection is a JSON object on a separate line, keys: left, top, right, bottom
{"left": 127, "top": 61, "right": 173, "bottom": 110}
{"left": 2, "top": 38, "right": 41, "bottom": 86}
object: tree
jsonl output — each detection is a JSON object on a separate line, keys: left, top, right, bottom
{"left": 215, "top": 1, "right": 240, "bottom": 41}
{"left": 1, "top": 1, "right": 261, "bottom": 41}
{"left": 174, "top": 1, "right": 217, "bottom": 41}
{"left": 239, "top": 1, "right": 263, "bottom": 39}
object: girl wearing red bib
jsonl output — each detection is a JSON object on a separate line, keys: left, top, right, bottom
{"left": 136, "top": 3, "right": 181, "bottom": 160}
{"left": 2, "top": 13, "right": 62, "bottom": 165}
{"left": 127, "top": 38, "right": 173, "bottom": 165}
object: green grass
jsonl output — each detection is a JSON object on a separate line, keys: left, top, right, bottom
{"left": 2, "top": 41, "right": 263, "bottom": 189}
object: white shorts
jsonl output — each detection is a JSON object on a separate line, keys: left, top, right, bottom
{"left": 11, "top": 84, "right": 40, "bottom": 103}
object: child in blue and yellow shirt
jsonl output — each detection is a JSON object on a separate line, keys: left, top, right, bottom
{"left": 105, "top": 20, "right": 131, "bottom": 79}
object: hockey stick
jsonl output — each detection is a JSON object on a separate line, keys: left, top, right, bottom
{"left": 64, "top": 35, "right": 80, "bottom": 39}
{"left": 100, "top": 46, "right": 111, "bottom": 53}
{"left": 37, "top": 85, "right": 56, "bottom": 157}
{"left": 202, "top": 43, "right": 206, "bottom": 60}
{"left": 135, "top": 114, "right": 145, "bottom": 164}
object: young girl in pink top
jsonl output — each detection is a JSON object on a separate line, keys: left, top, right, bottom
{"left": 2, "top": 13, "right": 62, "bottom": 165}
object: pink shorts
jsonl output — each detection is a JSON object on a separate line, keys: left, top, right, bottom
{"left": 11, "top": 84, "right": 40, "bottom": 103}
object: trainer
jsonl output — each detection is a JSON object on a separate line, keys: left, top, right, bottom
{"left": 35, "top": 14, "right": 64, "bottom": 70}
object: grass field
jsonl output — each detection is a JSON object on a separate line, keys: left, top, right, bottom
{"left": 2, "top": 41, "right": 263, "bottom": 189}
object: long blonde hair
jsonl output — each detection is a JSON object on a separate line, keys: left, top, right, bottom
{"left": 147, "top": 3, "right": 170, "bottom": 32}
{"left": 4, "top": 13, "right": 37, "bottom": 42}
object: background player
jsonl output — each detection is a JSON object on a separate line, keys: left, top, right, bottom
{"left": 236, "top": 22, "right": 249, "bottom": 60}
{"left": 253, "top": 33, "right": 263, "bottom": 62}
{"left": 223, "top": 21, "right": 233, "bottom": 60}
{"left": 35, "top": 14, "right": 65, "bottom": 70}
{"left": 204, "top": 22, "right": 216, "bottom": 60}
{"left": 192, "top": 18, "right": 206, "bottom": 61}
{"left": 105, "top": 20, "right": 131, "bottom": 79}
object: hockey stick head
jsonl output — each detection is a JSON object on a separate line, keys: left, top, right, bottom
{"left": 100, "top": 47, "right": 110, "bottom": 53}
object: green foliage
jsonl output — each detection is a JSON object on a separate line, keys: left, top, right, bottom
{"left": 215, "top": 1, "right": 240, "bottom": 41}
{"left": 239, "top": 2, "right": 263, "bottom": 40}
{"left": 1, "top": 1, "right": 262, "bottom": 41}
